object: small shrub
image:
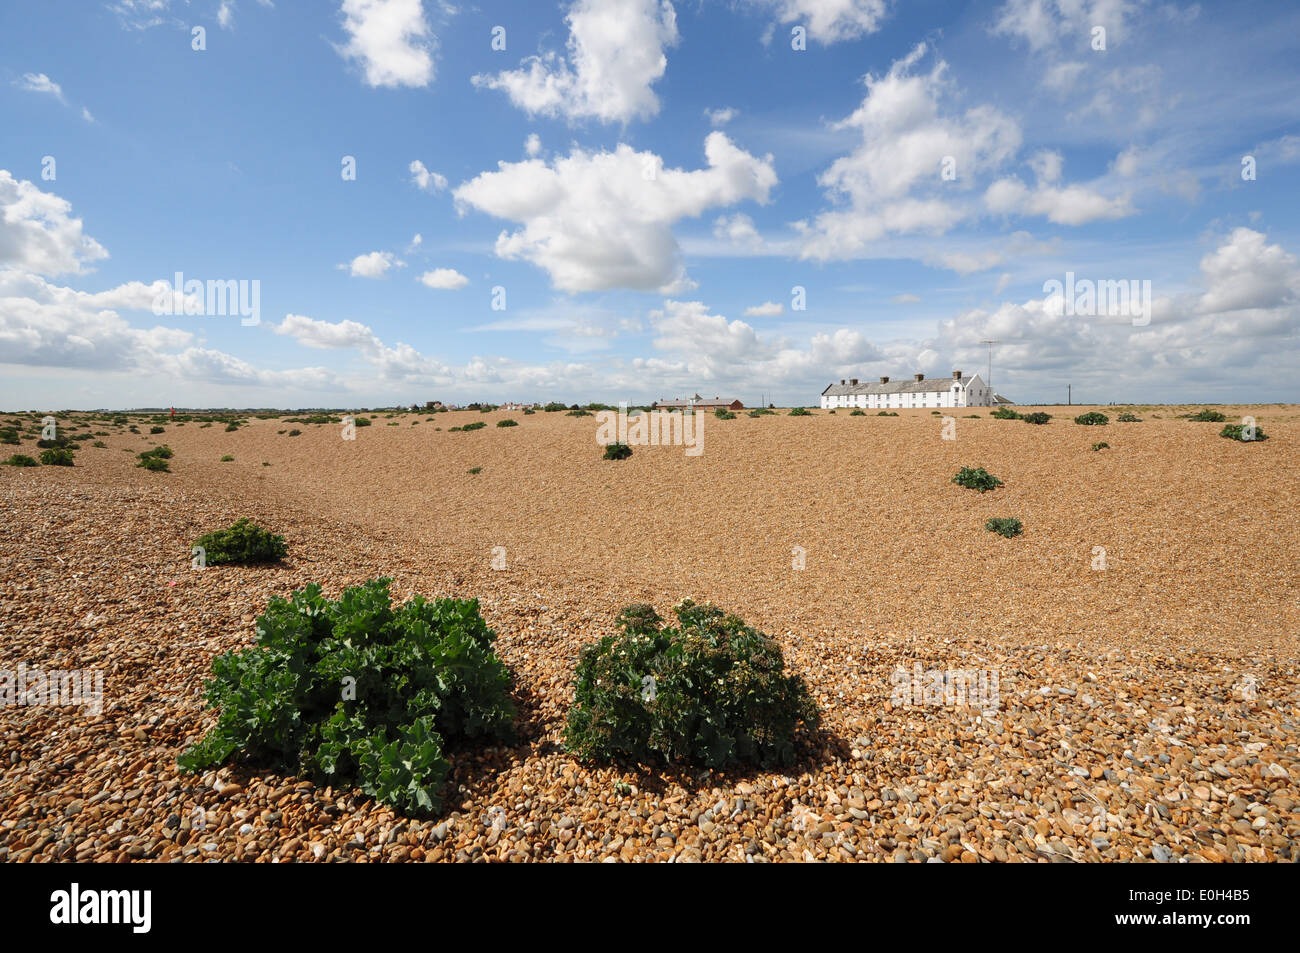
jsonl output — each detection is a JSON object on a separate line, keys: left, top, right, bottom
{"left": 177, "top": 579, "right": 515, "bottom": 815}
{"left": 221, "top": 454, "right": 235, "bottom": 462}
{"left": 262, "top": 462, "right": 271, "bottom": 467}
{"left": 930, "top": 410, "right": 942, "bottom": 416}
{"left": 467, "top": 466, "right": 483, "bottom": 474}
{"left": 543, "top": 402, "right": 567, "bottom": 413}
{"left": 1092, "top": 442, "right": 1109, "bottom": 451}
{"left": 461, "top": 421, "right": 487, "bottom": 432}
{"left": 1117, "top": 412, "right": 1141, "bottom": 422}
{"left": 191, "top": 518, "right": 287, "bottom": 565}
{"left": 150, "top": 426, "right": 166, "bottom": 434}
{"left": 985, "top": 517, "right": 1023, "bottom": 538}
{"left": 0, "top": 429, "right": 19, "bottom": 445}
{"left": 288, "top": 429, "right": 302, "bottom": 437}
{"left": 39, "top": 448, "right": 75, "bottom": 466}
{"left": 128, "top": 425, "right": 140, "bottom": 434}
{"left": 714, "top": 409, "right": 736, "bottom": 420}
{"left": 225, "top": 423, "right": 240, "bottom": 432}
{"left": 496, "top": 419, "right": 518, "bottom": 427}
{"left": 449, "top": 426, "right": 462, "bottom": 432}
{"left": 139, "top": 445, "right": 174, "bottom": 460}
{"left": 789, "top": 407, "right": 813, "bottom": 416}
{"left": 877, "top": 411, "right": 899, "bottom": 417}
{"left": 137, "top": 455, "right": 170, "bottom": 472}
{"left": 1021, "top": 412, "right": 1052, "bottom": 425}
{"left": 991, "top": 407, "right": 1020, "bottom": 420}
{"left": 1220, "top": 423, "right": 1269, "bottom": 442}
{"left": 1074, "top": 412, "right": 1109, "bottom": 426}
{"left": 952, "top": 466, "right": 1003, "bottom": 492}
{"left": 603, "top": 442, "right": 633, "bottom": 460}
{"left": 964, "top": 414, "right": 981, "bottom": 418}
{"left": 353, "top": 416, "right": 372, "bottom": 427}
{"left": 1186, "top": 409, "right": 1226, "bottom": 422}
{"left": 3, "top": 454, "right": 39, "bottom": 467}
{"left": 564, "top": 599, "right": 819, "bottom": 768}
{"left": 522, "top": 408, "right": 535, "bottom": 415}
{"left": 92, "top": 440, "right": 107, "bottom": 448}
{"left": 566, "top": 409, "right": 593, "bottom": 417}
{"left": 849, "top": 410, "right": 866, "bottom": 416}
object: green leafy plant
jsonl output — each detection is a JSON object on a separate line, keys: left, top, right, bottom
{"left": 877, "top": 411, "right": 899, "bottom": 416}
{"left": 849, "top": 409, "right": 866, "bottom": 416}
{"left": 1091, "top": 442, "right": 1109, "bottom": 451}
{"left": 139, "top": 445, "right": 173, "bottom": 460}
{"left": 951, "top": 466, "right": 1003, "bottom": 492}
{"left": 2, "top": 454, "right": 39, "bottom": 467}
{"left": 191, "top": 518, "right": 287, "bottom": 565}
{"left": 92, "top": 440, "right": 107, "bottom": 448}
{"left": 177, "top": 579, "right": 516, "bottom": 815}
{"left": 1186, "top": 409, "right": 1226, "bottom": 422}
{"left": 1220, "top": 423, "right": 1269, "bottom": 442}
{"left": 225, "top": 422, "right": 240, "bottom": 432}
{"left": 985, "top": 517, "right": 1023, "bottom": 538}
{"left": 603, "top": 442, "right": 633, "bottom": 460}
{"left": 1020, "top": 412, "right": 1052, "bottom": 425}
{"left": 287, "top": 429, "right": 302, "bottom": 437}
{"left": 522, "top": 408, "right": 536, "bottom": 415}
{"left": 1074, "top": 411, "right": 1109, "bottom": 426}
{"left": 461, "top": 421, "right": 487, "bottom": 432}
{"left": 1117, "top": 412, "right": 1141, "bottom": 422}
{"left": 564, "top": 600, "right": 819, "bottom": 768}
{"left": 788, "top": 407, "right": 813, "bottom": 416}
{"left": 467, "top": 466, "right": 483, "bottom": 474}
{"left": 0, "top": 429, "right": 19, "bottom": 445}
{"left": 39, "top": 448, "right": 75, "bottom": 466}
{"left": 150, "top": 426, "right": 166, "bottom": 434}
{"left": 354, "top": 416, "right": 372, "bottom": 427}
{"left": 496, "top": 419, "right": 518, "bottom": 427}
{"left": 991, "top": 407, "right": 1020, "bottom": 420}
{"left": 137, "top": 456, "right": 170, "bottom": 472}
{"left": 566, "top": 409, "right": 593, "bottom": 417}
{"left": 221, "top": 454, "right": 235, "bottom": 462}
{"left": 714, "top": 408, "right": 736, "bottom": 420}
{"left": 964, "top": 414, "right": 981, "bottom": 418}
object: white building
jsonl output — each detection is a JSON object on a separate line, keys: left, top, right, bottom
{"left": 820, "top": 371, "right": 994, "bottom": 410}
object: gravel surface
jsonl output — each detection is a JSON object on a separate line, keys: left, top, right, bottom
{"left": 1, "top": 406, "right": 1297, "bottom": 862}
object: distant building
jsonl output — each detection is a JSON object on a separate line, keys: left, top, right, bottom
{"left": 820, "top": 371, "right": 995, "bottom": 410}
{"left": 500, "top": 401, "right": 534, "bottom": 411}
{"left": 654, "top": 393, "right": 744, "bottom": 411}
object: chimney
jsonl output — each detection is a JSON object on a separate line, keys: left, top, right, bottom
{"left": 850, "top": 378, "right": 858, "bottom": 385}
{"left": 914, "top": 373, "right": 924, "bottom": 381}
{"left": 840, "top": 379, "right": 846, "bottom": 385}
{"left": 880, "top": 376, "right": 889, "bottom": 384}
{"left": 953, "top": 370, "right": 962, "bottom": 380}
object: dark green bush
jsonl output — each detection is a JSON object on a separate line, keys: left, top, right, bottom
{"left": 1220, "top": 424, "right": 1269, "bottom": 442}
{"left": 1021, "top": 412, "right": 1052, "bottom": 425}
{"left": 496, "top": 419, "right": 518, "bottom": 427}
{"left": 991, "top": 407, "right": 1020, "bottom": 420}
{"left": 1186, "top": 409, "right": 1226, "bottom": 422}
{"left": 0, "top": 429, "right": 19, "bottom": 445}
{"left": 1117, "top": 412, "right": 1141, "bottom": 422}
{"left": 138, "top": 445, "right": 173, "bottom": 460}
{"left": 150, "top": 426, "right": 166, "bottom": 434}
{"left": 287, "top": 429, "right": 302, "bottom": 437}
{"left": 543, "top": 402, "right": 567, "bottom": 412}
{"left": 877, "top": 411, "right": 899, "bottom": 416}
{"left": 92, "top": 440, "right": 107, "bottom": 448}
{"left": 221, "top": 454, "right": 235, "bottom": 462}
{"left": 1074, "top": 412, "right": 1109, "bottom": 426}
{"left": 849, "top": 410, "right": 866, "bottom": 416}
{"left": 522, "top": 408, "right": 535, "bottom": 415}
{"left": 788, "top": 407, "right": 813, "bottom": 416}
{"left": 225, "top": 422, "right": 240, "bottom": 432}
{"left": 353, "top": 416, "right": 372, "bottom": 427}
{"left": 137, "top": 456, "right": 170, "bottom": 472}
{"left": 177, "top": 579, "right": 515, "bottom": 815}
{"left": 603, "top": 442, "right": 633, "bottom": 460}
{"left": 952, "top": 466, "right": 1003, "bottom": 492}
{"left": 467, "top": 466, "right": 482, "bottom": 474}
{"left": 192, "top": 518, "right": 287, "bottom": 565}
{"left": 564, "top": 600, "right": 818, "bottom": 768}
{"left": 985, "top": 517, "right": 1023, "bottom": 538}
{"left": 1092, "top": 442, "right": 1109, "bottom": 451}
{"left": 461, "top": 421, "right": 487, "bottom": 432}
{"left": 39, "top": 448, "right": 75, "bottom": 466}
{"left": 566, "top": 409, "right": 593, "bottom": 417}
{"left": 3, "top": 454, "right": 38, "bottom": 467}
{"left": 714, "top": 409, "right": 736, "bottom": 420}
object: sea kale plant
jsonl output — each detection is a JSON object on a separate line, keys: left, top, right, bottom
{"left": 178, "top": 579, "right": 515, "bottom": 815}
{"left": 1074, "top": 412, "right": 1109, "bottom": 426}
{"left": 952, "top": 466, "right": 1004, "bottom": 492}
{"left": 564, "top": 600, "right": 819, "bottom": 768}
{"left": 191, "top": 517, "right": 287, "bottom": 565}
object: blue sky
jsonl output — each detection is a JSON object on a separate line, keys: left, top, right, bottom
{"left": 1, "top": 0, "right": 1298, "bottom": 408}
